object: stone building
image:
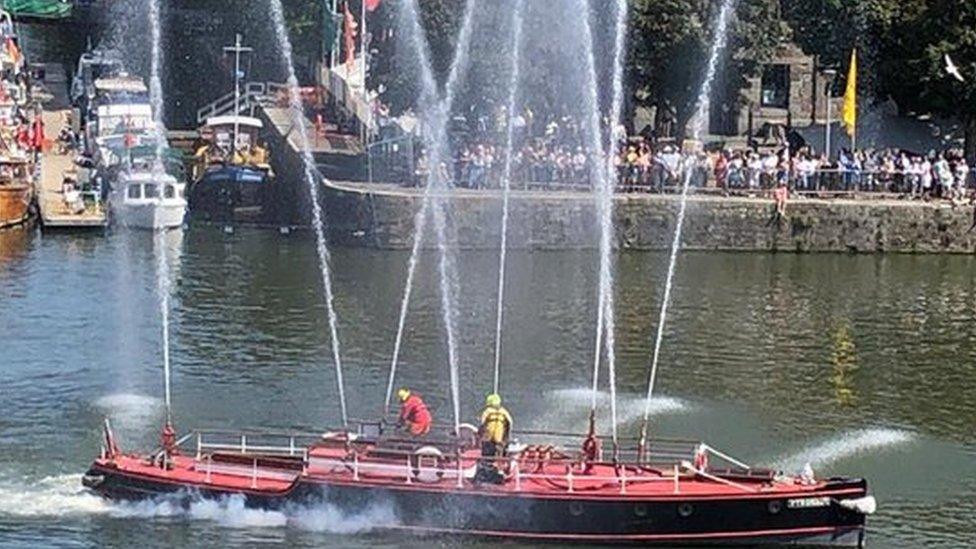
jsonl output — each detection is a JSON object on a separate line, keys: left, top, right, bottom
{"left": 709, "top": 42, "right": 842, "bottom": 139}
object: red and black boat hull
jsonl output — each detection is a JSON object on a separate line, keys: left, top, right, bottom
{"left": 85, "top": 464, "right": 867, "bottom": 546}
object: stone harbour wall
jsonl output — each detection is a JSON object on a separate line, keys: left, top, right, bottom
{"left": 261, "top": 106, "right": 976, "bottom": 254}
{"left": 321, "top": 182, "right": 976, "bottom": 254}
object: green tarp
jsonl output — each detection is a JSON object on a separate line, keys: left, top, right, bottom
{"left": 2, "top": 0, "right": 72, "bottom": 20}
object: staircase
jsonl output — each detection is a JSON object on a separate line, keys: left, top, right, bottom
{"left": 195, "top": 81, "right": 289, "bottom": 125}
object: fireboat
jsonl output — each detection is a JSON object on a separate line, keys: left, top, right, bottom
{"left": 84, "top": 412, "right": 874, "bottom": 546}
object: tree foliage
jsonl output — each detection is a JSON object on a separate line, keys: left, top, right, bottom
{"left": 627, "top": 0, "right": 787, "bottom": 137}
{"left": 298, "top": 0, "right": 976, "bottom": 151}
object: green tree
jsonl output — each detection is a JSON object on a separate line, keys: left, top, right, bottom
{"left": 628, "top": 0, "right": 787, "bottom": 139}
{"left": 884, "top": 0, "right": 976, "bottom": 159}
{"left": 783, "top": 0, "right": 976, "bottom": 158}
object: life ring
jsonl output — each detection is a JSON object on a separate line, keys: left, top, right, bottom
{"left": 456, "top": 423, "right": 478, "bottom": 448}
{"left": 412, "top": 446, "right": 445, "bottom": 483}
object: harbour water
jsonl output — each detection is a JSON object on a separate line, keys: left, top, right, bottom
{"left": 1, "top": 226, "right": 974, "bottom": 547}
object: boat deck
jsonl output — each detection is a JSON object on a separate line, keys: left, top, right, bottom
{"left": 93, "top": 435, "right": 858, "bottom": 501}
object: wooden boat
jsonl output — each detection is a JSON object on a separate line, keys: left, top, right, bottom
{"left": 0, "top": 155, "right": 32, "bottom": 228}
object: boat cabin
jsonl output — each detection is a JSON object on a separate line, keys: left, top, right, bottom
{"left": 198, "top": 115, "right": 268, "bottom": 168}
{"left": 0, "top": 155, "right": 31, "bottom": 185}
{"left": 122, "top": 171, "right": 184, "bottom": 204}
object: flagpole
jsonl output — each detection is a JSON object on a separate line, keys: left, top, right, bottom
{"left": 360, "top": 0, "right": 369, "bottom": 145}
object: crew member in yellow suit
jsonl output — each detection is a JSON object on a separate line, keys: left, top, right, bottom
{"left": 476, "top": 393, "right": 513, "bottom": 484}
{"left": 479, "top": 393, "right": 512, "bottom": 458}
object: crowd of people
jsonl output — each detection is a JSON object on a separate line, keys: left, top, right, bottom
{"left": 401, "top": 108, "right": 975, "bottom": 201}
{"left": 411, "top": 112, "right": 598, "bottom": 189}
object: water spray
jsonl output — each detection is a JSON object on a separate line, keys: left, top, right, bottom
{"left": 492, "top": 0, "right": 526, "bottom": 395}
{"left": 148, "top": 0, "right": 174, "bottom": 442}
{"left": 640, "top": 0, "right": 737, "bottom": 446}
{"left": 382, "top": 0, "right": 477, "bottom": 432}
{"left": 269, "top": 0, "right": 348, "bottom": 426}
{"left": 580, "top": 0, "right": 620, "bottom": 448}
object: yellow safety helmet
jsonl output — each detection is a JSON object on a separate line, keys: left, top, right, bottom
{"left": 397, "top": 388, "right": 411, "bottom": 402}
{"left": 485, "top": 393, "right": 502, "bottom": 407}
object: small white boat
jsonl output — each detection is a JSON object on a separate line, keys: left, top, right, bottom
{"left": 112, "top": 169, "right": 186, "bottom": 230}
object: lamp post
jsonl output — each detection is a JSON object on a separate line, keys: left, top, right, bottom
{"left": 823, "top": 69, "right": 837, "bottom": 160}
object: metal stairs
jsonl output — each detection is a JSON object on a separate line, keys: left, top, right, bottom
{"left": 195, "top": 81, "right": 289, "bottom": 125}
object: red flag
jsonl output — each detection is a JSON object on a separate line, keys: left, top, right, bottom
{"left": 365, "top": 0, "right": 382, "bottom": 12}
{"left": 343, "top": 1, "right": 358, "bottom": 71}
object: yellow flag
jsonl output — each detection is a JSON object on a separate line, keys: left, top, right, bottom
{"left": 842, "top": 49, "right": 857, "bottom": 138}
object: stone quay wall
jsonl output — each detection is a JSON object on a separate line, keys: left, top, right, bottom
{"left": 320, "top": 182, "right": 976, "bottom": 253}
{"left": 262, "top": 106, "right": 976, "bottom": 254}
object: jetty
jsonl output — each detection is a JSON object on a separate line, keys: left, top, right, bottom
{"left": 35, "top": 64, "right": 106, "bottom": 229}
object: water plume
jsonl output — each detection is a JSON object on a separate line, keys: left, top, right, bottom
{"left": 492, "top": 0, "right": 526, "bottom": 394}
{"left": 642, "top": 0, "right": 736, "bottom": 429}
{"left": 775, "top": 428, "right": 914, "bottom": 471}
{"left": 268, "top": 0, "right": 348, "bottom": 426}
{"left": 579, "top": 0, "right": 620, "bottom": 444}
{"left": 383, "top": 0, "right": 477, "bottom": 431}
{"left": 154, "top": 228, "right": 173, "bottom": 421}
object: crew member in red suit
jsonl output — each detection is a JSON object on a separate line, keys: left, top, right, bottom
{"left": 396, "top": 387, "right": 432, "bottom": 437}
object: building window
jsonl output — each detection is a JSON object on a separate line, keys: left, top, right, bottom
{"left": 127, "top": 184, "right": 141, "bottom": 199}
{"left": 761, "top": 64, "right": 790, "bottom": 109}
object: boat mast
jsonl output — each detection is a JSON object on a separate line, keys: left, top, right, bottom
{"left": 223, "top": 34, "right": 252, "bottom": 160}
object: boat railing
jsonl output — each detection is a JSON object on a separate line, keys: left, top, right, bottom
{"left": 190, "top": 429, "right": 322, "bottom": 460}
{"left": 180, "top": 424, "right": 759, "bottom": 494}
{"left": 184, "top": 422, "right": 752, "bottom": 470}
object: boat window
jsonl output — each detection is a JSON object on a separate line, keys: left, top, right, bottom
{"left": 677, "top": 502, "right": 694, "bottom": 518}
{"left": 127, "top": 184, "right": 141, "bottom": 199}
{"left": 767, "top": 500, "right": 783, "bottom": 515}
{"left": 144, "top": 183, "right": 159, "bottom": 198}
{"left": 568, "top": 501, "right": 584, "bottom": 517}
{"left": 164, "top": 185, "right": 175, "bottom": 199}
{"left": 634, "top": 503, "right": 649, "bottom": 518}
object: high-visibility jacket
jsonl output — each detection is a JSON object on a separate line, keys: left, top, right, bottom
{"left": 399, "top": 394, "right": 432, "bottom": 433}
{"left": 480, "top": 405, "right": 512, "bottom": 444}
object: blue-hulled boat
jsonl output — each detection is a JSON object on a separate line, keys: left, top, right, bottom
{"left": 188, "top": 114, "right": 274, "bottom": 224}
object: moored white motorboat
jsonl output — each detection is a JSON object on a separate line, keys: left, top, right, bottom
{"left": 111, "top": 169, "right": 186, "bottom": 230}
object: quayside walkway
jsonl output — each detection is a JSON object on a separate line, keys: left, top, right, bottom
{"left": 35, "top": 65, "right": 106, "bottom": 229}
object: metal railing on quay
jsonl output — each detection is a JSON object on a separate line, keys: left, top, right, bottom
{"left": 371, "top": 163, "right": 974, "bottom": 199}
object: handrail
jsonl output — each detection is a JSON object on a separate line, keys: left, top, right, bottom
{"left": 181, "top": 435, "right": 772, "bottom": 495}
{"left": 195, "top": 81, "right": 283, "bottom": 124}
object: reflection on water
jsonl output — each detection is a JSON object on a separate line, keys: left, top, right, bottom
{"left": 1, "top": 227, "right": 974, "bottom": 547}
{"left": 0, "top": 226, "right": 32, "bottom": 269}
{"left": 830, "top": 321, "right": 859, "bottom": 407}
